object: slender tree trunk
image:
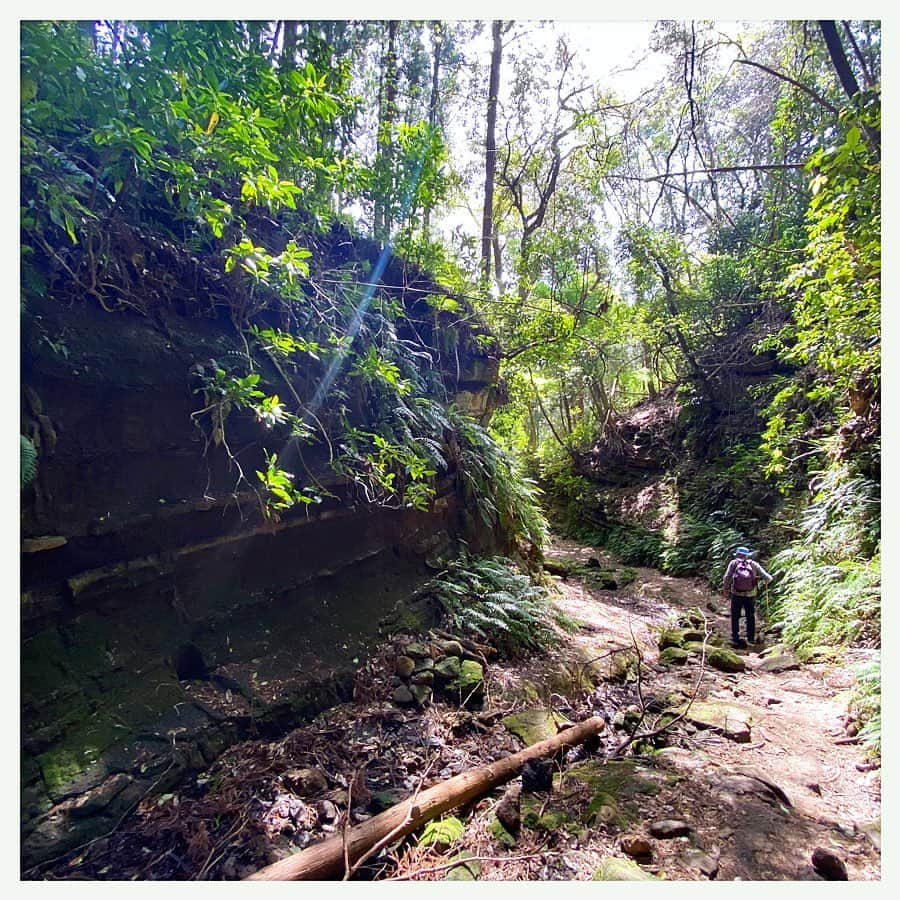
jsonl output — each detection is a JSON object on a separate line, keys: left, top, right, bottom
{"left": 818, "top": 20, "right": 861, "bottom": 102}
{"left": 481, "top": 20, "right": 503, "bottom": 283}
{"left": 374, "top": 21, "right": 399, "bottom": 243}
{"left": 423, "top": 22, "right": 443, "bottom": 236}
{"left": 817, "top": 21, "right": 880, "bottom": 152}
{"left": 281, "top": 20, "right": 298, "bottom": 69}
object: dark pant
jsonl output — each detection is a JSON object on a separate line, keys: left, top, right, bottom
{"left": 730, "top": 594, "right": 756, "bottom": 643}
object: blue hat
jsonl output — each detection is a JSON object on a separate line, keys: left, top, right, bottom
{"left": 736, "top": 547, "right": 752, "bottom": 556}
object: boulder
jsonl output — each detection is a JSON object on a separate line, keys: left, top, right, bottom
{"left": 409, "top": 683, "right": 433, "bottom": 706}
{"left": 705, "top": 646, "right": 746, "bottom": 673}
{"left": 659, "top": 647, "right": 689, "bottom": 666}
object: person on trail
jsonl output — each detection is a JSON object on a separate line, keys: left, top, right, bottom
{"left": 722, "top": 546, "right": 773, "bottom": 649}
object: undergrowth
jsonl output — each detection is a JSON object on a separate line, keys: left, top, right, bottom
{"left": 455, "top": 414, "right": 548, "bottom": 550}
{"left": 429, "top": 554, "right": 573, "bottom": 657}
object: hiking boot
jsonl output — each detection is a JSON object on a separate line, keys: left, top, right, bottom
{"left": 731, "top": 639, "right": 747, "bottom": 649}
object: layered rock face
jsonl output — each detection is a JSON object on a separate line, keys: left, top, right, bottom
{"left": 20, "top": 268, "right": 502, "bottom": 868}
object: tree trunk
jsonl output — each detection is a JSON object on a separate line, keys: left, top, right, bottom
{"left": 244, "top": 716, "right": 605, "bottom": 881}
{"left": 481, "top": 20, "right": 503, "bottom": 283}
{"left": 374, "top": 20, "right": 399, "bottom": 243}
{"left": 281, "top": 20, "right": 298, "bottom": 70}
{"left": 818, "top": 20, "right": 861, "bottom": 103}
{"left": 423, "top": 22, "right": 443, "bottom": 236}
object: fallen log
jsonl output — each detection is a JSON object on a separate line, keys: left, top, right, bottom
{"left": 244, "top": 715, "right": 605, "bottom": 881}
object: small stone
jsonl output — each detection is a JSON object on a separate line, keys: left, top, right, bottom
{"left": 409, "top": 683, "right": 432, "bottom": 706}
{"left": 659, "top": 647, "right": 690, "bottom": 666}
{"left": 411, "top": 670, "right": 434, "bottom": 686}
{"left": 413, "top": 656, "right": 435, "bottom": 672}
{"left": 756, "top": 653, "right": 800, "bottom": 673}
{"left": 587, "top": 557, "right": 601, "bottom": 567}
{"left": 495, "top": 784, "right": 521, "bottom": 833}
{"left": 593, "top": 857, "right": 660, "bottom": 881}
{"left": 370, "top": 789, "right": 406, "bottom": 813}
{"left": 649, "top": 819, "right": 692, "bottom": 839}
{"left": 620, "top": 834, "right": 653, "bottom": 859}
{"left": 316, "top": 799, "right": 338, "bottom": 821}
{"left": 394, "top": 655, "right": 416, "bottom": 678}
{"left": 681, "top": 848, "right": 719, "bottom": 877}
{"left": 435, "top": 639, "right": 464, "bottom": 657}
{"left": 521, "top": 758, "right": 554, "bottom": 794}
{"left": 283, "top": 767, "right": 328, "bottom": 796}
{"left": 404, "top": 641, "right": 432, "bottom": 659}
{"left": 70, "top": 773, "right": 132, "bottom": 818}
{"left": 434, "top": 656, "right": 462, "bottom": 680}
{"left": 392, "top": 685, "right": 415, "bottom": 706}
{"left": 811, "top": 847, "right": 848, "bottom": 880}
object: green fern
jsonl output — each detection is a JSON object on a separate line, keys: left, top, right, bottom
{"left": 21, "top": 435, "right": 37, "bottom": 488}
{"left": 429, "top": 553, "right": 571, "bottom": 657}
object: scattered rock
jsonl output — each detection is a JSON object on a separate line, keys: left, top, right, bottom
{"left": 70, "top": 773, "right": 132, "bottom": 818}
{"left": 410, "top": 670, "right": 434, "bottom": 686}
{"left": 283, "top": 767, "right": 328, "bottom": 797}
{"left": 859, "top": 819, "right": 881, "bottom": 850}
{"left": 521, "top": 758, "right": 554, "bottom": 794}
{"left": 495, "top": 784, "right": 521, "bottom": 833}
{"left": 434, "top": 639, "right": 464, "bottom": 657}
{"left": 620, "top": 834, "right": 653, "bottom": 859}
{"left": 448, "top": 659, "right": 484, "bottom": 702}
{"left": 409, "top": 683, "right": 433, "bottom": 706}
{"left": 394, "top": 655, "right": 416, "bottom": 678}
{"left": 704, "top": 646, "right": 746, "bottom": 673}
{"left": 811, "top": 847, "right": 848, "bottom": 880}
{"left": 316, "top": 799, "right": 338, "bottom": 821}
{"left": 678, "top": 699, "right": 754, "bottom": 742}
{"left": 392, "top": 685, "right": 415, "bottom": 706}
{"left": 501, "top": 708, "right": 568, "bottom": 745}
{"left": 413, "top": 656, "right": 435, "bottom": 672}
{"left": 433, "top": 656, "right": 462, "bottom": 680}
{"left": 756, "top": 653, "right": 800, "bottom": 673}
{"left": 587, "top": 557, "right": 601, "bottom": 567}
{"left": 649, "top": 819, "right": 692, "bottom": 839}
{"left": 404, "top": 641, "right": 432, "bottom": 659}
{"left": 681, "top": 848, "right": 719, "bottom": 877}
{"left": 444, "top": 855, "right": 481, "bottom": 880}
{"left": 593, "top": 857, "right": 660, "bottom": 880}
{"left": 659, "top": 647, "right": 689, "bottom": 666}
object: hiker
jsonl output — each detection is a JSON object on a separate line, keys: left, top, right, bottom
{"left": 723, "top": 546, "right": 773, "bottom": 649}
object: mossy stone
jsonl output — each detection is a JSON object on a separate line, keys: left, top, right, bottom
{"left": 658, "top": 647, "right": 689, "bottom": 666}
{"left": 705, "top": 646, "right": 746, "bottom": 672}
{"left": 449, "top": 659, "right": 484, "bottom": 701}
{"left": 434, "top": 656, "right": 462, "bottom": 680}
{"left": 501, "top": 707, "right": 567, "bottom": 746}
{"left": 593, "top": 857, "right": 661, "bottom": 880}
{"left": 489, "top": 816, "right": 518, "bottom": 847}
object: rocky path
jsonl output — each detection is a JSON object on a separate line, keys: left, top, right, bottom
{"left": 36, "top": 536, "right": 881, "bottom": 881}
{"left": 535, "top": 536, "right": 882, "bottom": 880}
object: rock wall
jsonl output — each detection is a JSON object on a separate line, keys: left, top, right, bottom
{"left": 20, "top": 282, "right": 502, "bottom": 869}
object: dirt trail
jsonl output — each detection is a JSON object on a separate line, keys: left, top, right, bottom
{"left": 537, "top": 536, "right": 881, "bottom": 880}
{"left": 36, "top": 536, "right": 881, "bottom": 882}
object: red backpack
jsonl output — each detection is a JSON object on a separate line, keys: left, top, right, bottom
{"left": 732, "top": 558, "right": 757, "bottom": 592}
